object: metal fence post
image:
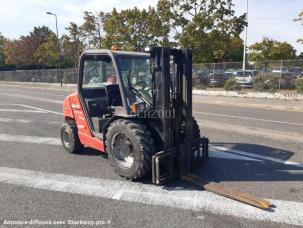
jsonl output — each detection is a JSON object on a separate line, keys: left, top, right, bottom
{"left": 279, "top": 59, "right": 282, "bottom": 91}
{"left": 223, "top": 62, "right": 225, "bottom": 76}
{"left": 212, "top": 63, "right": 215, "bottom": 89}
{"left": 74, "top": 68, "right": 77, "bottom": 83}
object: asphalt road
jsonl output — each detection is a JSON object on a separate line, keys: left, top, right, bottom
{"left": 0, "top": 82, "right": 302, "bottom": 227}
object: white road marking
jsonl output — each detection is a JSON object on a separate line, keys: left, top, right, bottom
{"left": 0, "top": 118, "right": 32, "bottom": 124}
{"left": 48, "top": 121, "right": 62, "bottom": 125}
{"left": 0, "top": 132, "right": 300, "bottom": 168}
{"left": 0, "top": 167, "right": 302, "bottom": 226}
{"left": 198, "top": 120, "right": 303, "bottom": 144}
{"left": 0, "top": 133, "right": 264, "bottom": 162}
{"left": 0, "top": 134, "right": 61, "bottom": 145}
{"left": 209, "top": 150, "right": 262, "bottom": 162}
{"left": 0, "top": 109, "right": 46, "bottom": 113}
{"left": 0, "top": 118, "right": 60, "bottom": 125}
{"left": 16, "top": 104, "right": 63, "bottom": 116}
{"left": 0, "top": 93, "right": 62, "bottom": 104}
{"left": 0, "top": 89, "right": 66, "bottom": 98}
{"left": 193, "top": 98, "right": 303, "bottom": 113}
{"left": 212, "top": 146, "right": 303, "bottom": 168}
{"left": 194, "top": 111, "right": 303, "bottom": 126}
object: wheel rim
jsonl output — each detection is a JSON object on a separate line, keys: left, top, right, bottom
{"left": 62, "top": 130, "right": 71, "bottom": 148}
{"left": 111, "top": 133, "right": 135, "bottom": 169}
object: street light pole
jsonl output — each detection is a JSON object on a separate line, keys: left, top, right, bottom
{"left": 242, "top": 0, "right": 248, "bottom": 72}
{"left": 46, "top": 12, "right": 62, "bottom": 87}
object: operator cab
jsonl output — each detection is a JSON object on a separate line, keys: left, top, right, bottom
{"left": 78, "top": 49, "right": 152, "bottom": 136}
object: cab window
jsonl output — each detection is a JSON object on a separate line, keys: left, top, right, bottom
{"left": 82, "top": 55, "right": 116, "bottom": 88}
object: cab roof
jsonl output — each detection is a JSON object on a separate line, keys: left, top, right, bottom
{"left": 83, "top": 49, "right": 149, "bottom": 56}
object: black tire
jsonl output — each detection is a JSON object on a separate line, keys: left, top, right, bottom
{"left": 105, "top": 119, "right": 155, "bottom": 180}
{"left": 192, "top": 117, "right": 201, "bottom": 139}
{"left": 192, "top": 116, "right": 209, "bottom": 161}
{"left": 61, "top": 120, "right": 83, "bottom": 154}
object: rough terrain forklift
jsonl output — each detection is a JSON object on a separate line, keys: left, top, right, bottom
{"left": 61, "top": 46, "right": 271, "bottom": 209}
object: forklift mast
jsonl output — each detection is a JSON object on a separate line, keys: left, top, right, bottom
{"left": 150, "top": 47, "right": 208, "bottom": 185}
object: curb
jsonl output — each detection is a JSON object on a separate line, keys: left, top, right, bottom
{"left": 1, "top": 81, "right": 303, "bottom": 101}
{"left": 193, "top": 90, "right": 303, "bottom": 101}
{"left": 0, "top": 81, "right": 76, "bottom": 91}
{"left": 0, "top": 81, "right": 77, "bottom": 88}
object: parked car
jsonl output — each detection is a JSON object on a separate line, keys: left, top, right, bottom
{"left": 289, "top": 67, "right": 303, "bottom": 77}
{"left": 208, "top": 73, "right": 226, "bottom": 87}
{"left": 251, "top": 70, "right": 260, "bottom": 76}
{"left": 225, "top": 69, "right": 237, "bottom": 74}
{"left": 259, "top": 67, "right": 273, "bottom": 74}
{"left": 279, "top": 75, "right": 296, "bottom": 89}
{"left": 234, "top": 71, "right": 254, "bottom": 88}
{"left": 224, "top": 72, "right": 235, "bottom": 79}
{"left": 272, "top": 67, "right": 289, "bottom": 74}
{"left": 235, "top": 70, "right": 253, "bottom": 76}
{"left": 194, "top": 70, "right": 209, "bottom": 85}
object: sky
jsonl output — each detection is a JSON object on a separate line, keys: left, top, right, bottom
{"left": 0, "top": 0, "right": 302, "bottom": 53}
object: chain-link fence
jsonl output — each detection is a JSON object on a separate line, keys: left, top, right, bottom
{"left": 193, "top": 59, "right": 303, "bottom": 91}
{"left": 0, "top": 68, "right": 79, "bottom": 84}
{"left": 1, "top": 59, "right": 303, "bottom": 92}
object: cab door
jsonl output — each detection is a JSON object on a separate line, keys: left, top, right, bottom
{"left": 76, "top": 54, "right": 117, "bottom": 151}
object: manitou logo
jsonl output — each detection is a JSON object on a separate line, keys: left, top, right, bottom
{"left": 71, "top": 104, "right": 81, "bottom": 109}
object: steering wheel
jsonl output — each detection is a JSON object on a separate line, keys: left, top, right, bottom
{"left": 133, "top": 81, "right": 147, "bottom": 90}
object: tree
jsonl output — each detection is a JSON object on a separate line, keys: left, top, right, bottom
{"left": 4, "top": 37, "right": 36, "bottom": 66}
{"left": 103, "top": 7, "right": 170, "bottom": 51}
{"left": 61, "top": 35, "right": 85, "bottom": 67}
{"left": 3, "top": 40, "right": 20, "bottom": 65}
{"left": 79, "top": 11, "right": 106, "bottom": 48}
{"left": 3, "top": 26, "right": 54, "bottom": 67}
{"left": 297, "top": 52, "right": 303, "bottom": 59}
{"left": 248, "top": 38, "right": 297, "bottom": 61}
{"left": 34, "top": 33, "right": 58, "bottom": 67}
{"left": 30, "top": 26, "right": 52, "bottom": 47}
{"left": 157, "top": 0, "right": 247, "bottom": 62}
{"left": 17, "top": 35, "right": 39, "bottom": 65}
{"left": 63, "top": 23, "right": 85, "bottom": 67}
{"left": 294, "top": 11, "right": 303, "bottom": 45}
{"left": 0, "top": 33, "right": 7, "bottom": 64}
{"left": 222, "top": 36, "right": 244, "bottom": 62}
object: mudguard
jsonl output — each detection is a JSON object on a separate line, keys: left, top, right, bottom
{"left": 63, "top": 93, "right": 105, "bottom": 152}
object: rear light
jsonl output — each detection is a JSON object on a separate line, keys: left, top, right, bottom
{"left": 131, "top": 103, "right": 139, "bottom": 113}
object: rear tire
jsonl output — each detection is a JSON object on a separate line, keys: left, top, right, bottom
{"left": 192, "top": 117, "right": 201, "bottom": 139}
{"left": 106, "top": 119, "right": 155, "bottom": 180}
{"left": 61, "top": 120, "right": 83, "bottom": 154}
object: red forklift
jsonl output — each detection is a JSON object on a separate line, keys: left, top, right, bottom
{"left": 61, "top": 46, "right": 271, "bottom": 209}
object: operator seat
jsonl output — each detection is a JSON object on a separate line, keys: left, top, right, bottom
{"left": 105, "top": 84, "right": 122, "bottom": 107}
{"left": 83, "top": 88, "right": 108, "bottom": 117}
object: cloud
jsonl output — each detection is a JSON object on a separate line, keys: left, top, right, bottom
{"left": 0, "top": 0, "right": 302, "bottom": 53}
{"left": 0, "top": 0, "right": 157, "bottom": 38}
{"left": 233, "top": 0, "right": 303, "bottom": 53}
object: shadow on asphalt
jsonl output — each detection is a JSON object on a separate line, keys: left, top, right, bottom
{"left": 77, "top": 147, "right": 108, "bottom": 158}
{"left": 73, "top": 142, "right": 302, "bottom": 211}
{"left": 195, "top": 142, "right": 303, "bottom": 183}
{"left": 142, "top": 142, "right": 303, "bottom": 204}
{"left": 76, "top": 142, "right": 302, "bottom": 185}
{"left": 216, "top": 142, "right": 296, "bottom": 161}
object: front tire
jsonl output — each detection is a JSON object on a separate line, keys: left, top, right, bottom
{"left": 106, "top": 119, "right": 155, "bottom": 180}
{"left": 192, "top": 117, "right": 201, "bottom": 139}
{"left": 61, "top": 120, "right": 83, "bottom": 154}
